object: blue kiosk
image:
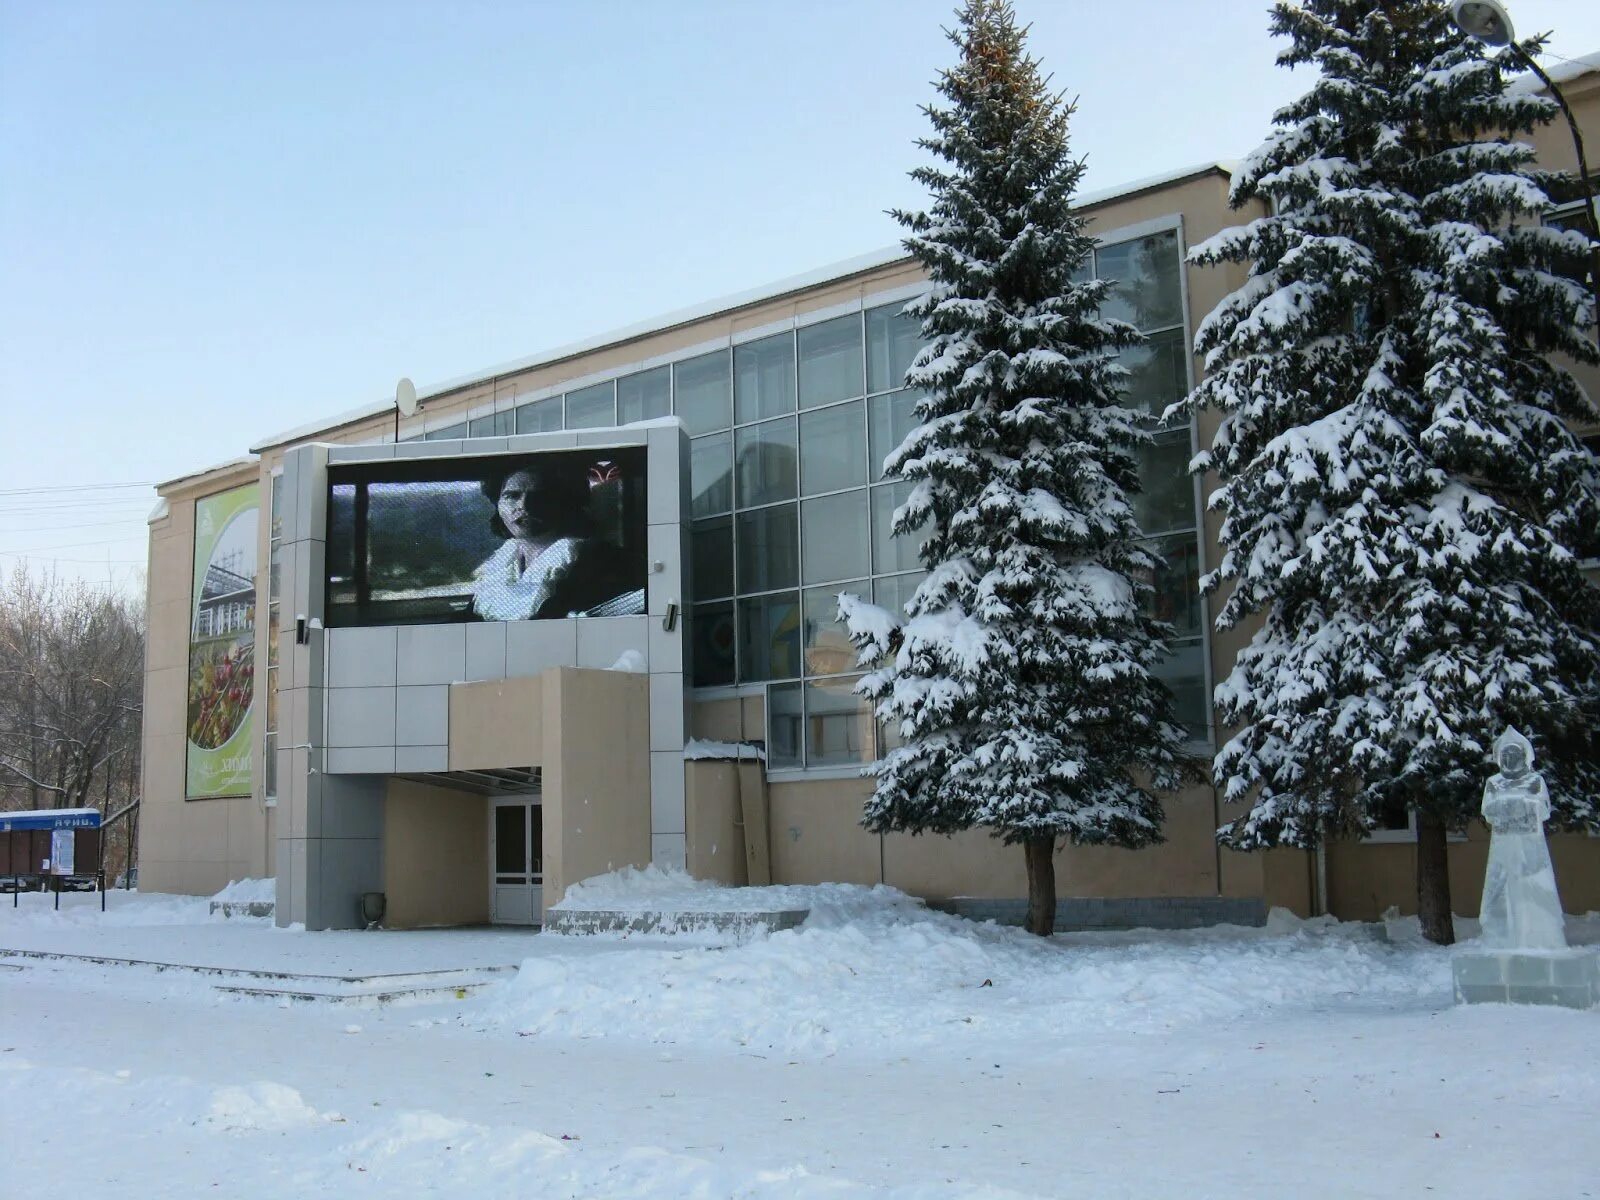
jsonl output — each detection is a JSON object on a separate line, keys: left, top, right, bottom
{"left": 0, "top": 807, "right": 105, "bottom": 910}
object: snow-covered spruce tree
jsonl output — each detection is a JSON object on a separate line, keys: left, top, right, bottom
{"left": 1175, "top": 2, "right": 1600, "bottom": 945}
{"left": 839, "top": 0, "right": 1194, "bottom": 937}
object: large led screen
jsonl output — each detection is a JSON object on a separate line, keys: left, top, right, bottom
{"left": 187, "top": 482, "right": 259, "bottom": 799}
{"left": 326, "top": 448, "right": 648, "bottom": 627}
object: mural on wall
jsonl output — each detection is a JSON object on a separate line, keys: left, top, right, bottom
{"left": 185, "top": 482, "right": 259, "bottom": 799}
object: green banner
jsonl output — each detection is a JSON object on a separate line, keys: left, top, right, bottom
{"left": 186, "top": 482, "right": 260, "bottom": 799}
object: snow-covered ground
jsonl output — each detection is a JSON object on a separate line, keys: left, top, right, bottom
{"left": 3, "top": 880, "right": 1597, "bottom": 1198}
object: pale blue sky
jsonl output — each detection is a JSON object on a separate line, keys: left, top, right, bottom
{"left": 4, "top": 0, "right": 1598, "bottom": 590}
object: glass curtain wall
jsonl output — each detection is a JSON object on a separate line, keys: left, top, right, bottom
{"left": 1094, "top": 229, "right": 1208, "bottom": 740}
{"left": 398, "top": 230, "right": 1207, "bottom": 764}
{"left": 688, "top": 306, "right": 925, "bottom": 768}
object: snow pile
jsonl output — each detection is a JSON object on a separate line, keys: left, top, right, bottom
{"left": 3, "top": 1058, "right": 1046, "bottom": 1198}
{"left": 3, "top": 888, "right": 224, "bottom": 928}
{"left": 490, "top": 882, "right": 1451, "bottom": 1056}
{"left": 550, "top": 864, "right": 851, "bottom": 914}
{"left": 1381, "top": 907, "right": 1600, "bottom": 947}
{"left": 212, "top": 877, "right": 276, "bottom": 904}
{"left": 206, "top": 1081, "right": 325, "bottom": 1132}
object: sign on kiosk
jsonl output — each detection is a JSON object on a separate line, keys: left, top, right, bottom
{"left": 50, "top": 828, "right": 75, "bottom": 876}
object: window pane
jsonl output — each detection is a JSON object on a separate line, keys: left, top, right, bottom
{"left": 691, "top": 432, "right": 732, "bottom": 517}
{"left": 1117, "top": 328, "right": 1189, "bottom": 418}
{"left": 1141, "top": 534, "right": 1203, "bottom": 639}
{"left": 494, "top": 804, "right": 526, "bottom": 875}
{"left": 868, "top": 389, "right": 922, "bottom": 480}
{"left": 1152, "top": 638, "right": 1208, "bottom": 741}
{"left": 799, "top": 400, "right": 867, "bottom": 495}
{"left": 565, "top": 381, "right": 615, "bottom": 429}
{"left": 1375, "top": 796, "right": 1412, "bottom": 832}
{"left": 734, "top": 333, "right": 796, "bottom": 423}
{"left": 469, "top": 413, "right": 497, "bottom": 437}
{"left": 798, "top": 315, "right": 864, "bottom": 409}
{"left": 805, "top": 674, "right": 873, "bottom": 766}
{"left": 1134, "top": 430, "right": 1195, "bottom": 536}
{"left": 691, "top": 516, "right": 733, "bottom": 600}
{"left": 767, "top": 681, "right": 803, "bottom": 768}
{"left": 263, "top": 731, "right": 277, "bottom": 798}
{"left": 515, "top": 396, "right": 562, "bottom": 434}
{"left": 803, "top": 582, "right": 865, "bottom": 678}
{"left": 871, "top": 481, "right": 926, "bottom": 575}
{"left": 872, "top": 571, "right": 926, "bottom": 621}
{"left": 738, "top": 591, "right": 801, "bottom": 682}
{"left": 1095, "top": 230, "right": 1182, "bottom": 330}
{"left": 735, "top": 417, "right": 797, "bottom": 507}
{"left": 691, "top": 600, "right": 735, "bottom": 687}
{"left": 802, "top": 490, "right": 869, "bottom": 585}
{"left": 675, "top": 351, "right": 732, "bottom": 435}
{"left": 866, "top": 303, "right": 923, "bottom": 394}
{"left": 265, "top": 670, "right": 278, "bottom": 733}
{"left": 617, "top": 366, "right": 671, "bottom": 425}
{"left": 327, "top": 483, "right": 357, "bottom": 609}
{"left": 267, "top": 602, "right": 279, "bottom": 667}
{"left": 425, "top": 421, "right": 467, "bottom": 441}
{"left": 529, "top": 809, "right": 543, "bottom": 878}
{"left": 269, "top": 477, "right": 283, "bottom": 542}
{"left": 269, "top": 544, "right": 282, "bottom": 604}
{"left": 736, "top": 504, "right": 799, "bottom": 592}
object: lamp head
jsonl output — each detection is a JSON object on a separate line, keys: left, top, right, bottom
{"left": 1451, "top": 0, "right": 1514, "bottom": 47}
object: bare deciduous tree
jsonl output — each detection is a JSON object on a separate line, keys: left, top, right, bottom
{"left": 0, "top": 566, "right": 144, "bottom": 879}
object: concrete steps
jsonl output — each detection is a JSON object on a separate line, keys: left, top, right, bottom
{"left": 0, "top": 946, "right": 516, "bottom": 1006}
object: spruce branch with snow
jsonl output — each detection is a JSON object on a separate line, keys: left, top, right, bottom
{"left": 841, "top": 0, "right": 1195, "bottom": 937}
{"left": 1173, "top": 1, "right": 1600, "bottom": 945}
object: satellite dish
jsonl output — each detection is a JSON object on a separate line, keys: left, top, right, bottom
{"left": 396, "top": 377, "right": 418, "bottom": 417}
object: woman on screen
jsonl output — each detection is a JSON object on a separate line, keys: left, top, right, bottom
{"left": 472, "top": 459, "right": 643, "bottom": 621}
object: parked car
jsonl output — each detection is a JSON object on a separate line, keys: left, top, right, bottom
{"left": 0, "top": 874, "right": 42, "bottom": 893}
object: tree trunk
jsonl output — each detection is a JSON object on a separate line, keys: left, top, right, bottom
{"left": 1416, "top": 809, "right": 1454, "bottom": 946}
{"left": 1023, "top": 836, "right": 1057, "bottom": 937}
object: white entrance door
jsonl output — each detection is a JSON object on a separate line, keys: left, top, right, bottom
{"left": 490, "top": 796, "right": 543, "bottom": 925}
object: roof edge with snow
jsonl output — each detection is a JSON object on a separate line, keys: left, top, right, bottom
{"left": 1507, "top": 49, "right": 1600, "bottom": 95}
{"left": 155, "top": 455, "right": 260, "bottom": 496}
{"left": 247, "top": 161, "right": 1237, "bottom": 456}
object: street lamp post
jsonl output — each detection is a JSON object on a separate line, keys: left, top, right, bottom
{"left": 1451, "top": 0, "right": 1600, "bottom": 323}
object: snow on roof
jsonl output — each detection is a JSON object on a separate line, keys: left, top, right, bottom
{"left": 248, "top": 162, "right": 1238, "bottom": 455}
{"left": 250, "top": 399, "right": 396, "bottom": 456}
{"left": 248, "top": 244, "right": 912, "bottom": 454}
{"left": 1507, "top": 50, "right": 1600, "bottom": 94}
{"left": 155, "top": 455, "right": 259, "bottom": 494}
{"left": 1073, "top": 160, "right": 1236, "bottom": 209}
{"left": 683, "top": 738, "right": 767, "bottom": 762}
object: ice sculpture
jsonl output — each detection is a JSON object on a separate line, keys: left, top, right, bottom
{"left": 1477, "top": 728, "right": 1567, "bottom": 950}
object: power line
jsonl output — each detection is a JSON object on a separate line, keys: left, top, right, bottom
{"left": 0, "top": 536, "right": 148, "bottom": 554}
{"left": 0, "top": 482, "right": 154, "bottom": 496}
{"left": 0, "top": 519, "right": 148, "bottom": 533}
{"left": 0, "top": 560, "right": 147, "bottom": 569}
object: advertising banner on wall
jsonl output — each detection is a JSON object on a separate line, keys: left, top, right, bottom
{"left": 186, "top": 482, "right": 259, "bottom": 799}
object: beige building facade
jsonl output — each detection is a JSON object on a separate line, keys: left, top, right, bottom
{"left": 139, "top": 66, "right": 1600, "bottom": 929}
